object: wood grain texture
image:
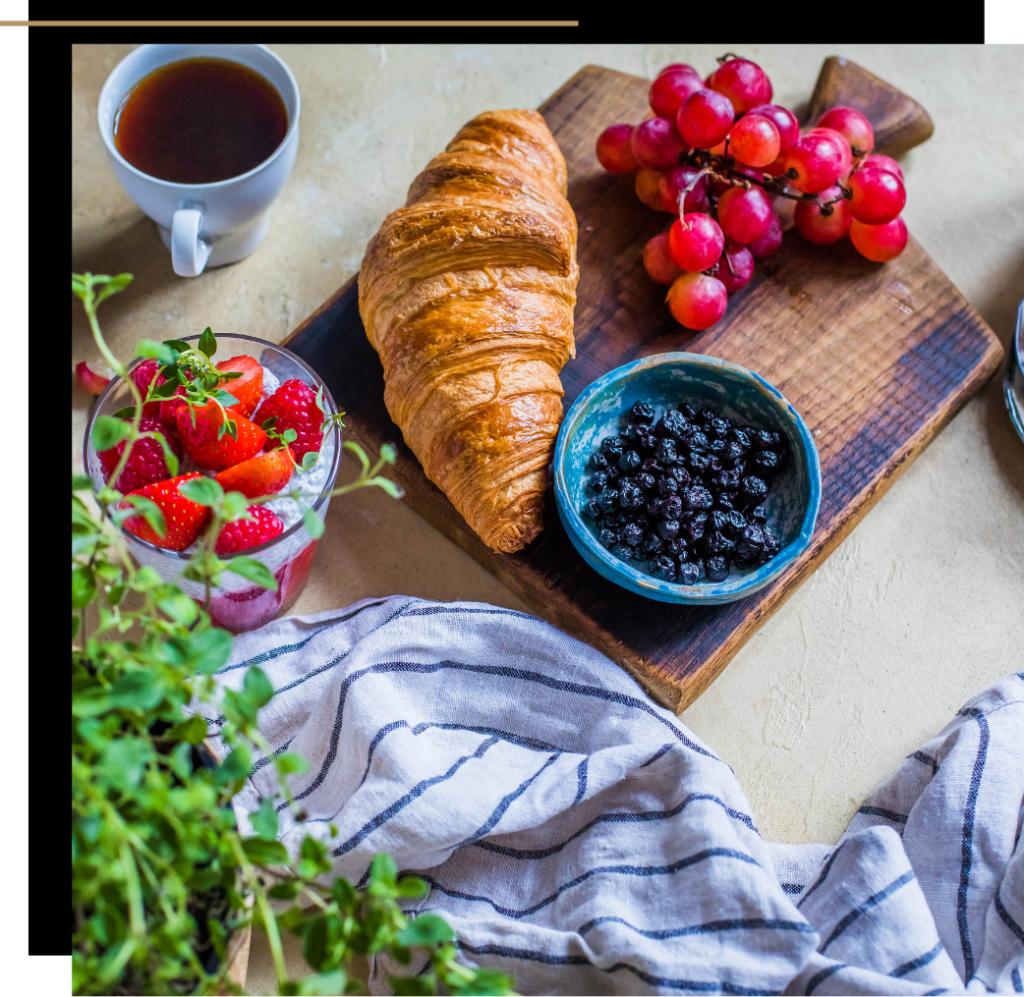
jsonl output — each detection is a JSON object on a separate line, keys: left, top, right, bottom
{"left": 283, "top": 62, "right": 1002, "bottom": 713}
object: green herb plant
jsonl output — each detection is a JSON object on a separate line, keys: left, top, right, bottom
{"left": 72, "top": 273, "right": 515, "bottom": 997}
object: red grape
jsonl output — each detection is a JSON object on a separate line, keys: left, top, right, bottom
{"left": 728, "top": 114, "right": 781, "bottom": 168}
{"left": 644, "top": 231, "right": 684, "bottom": 285}
{"left": 763, "top": 150, "right": 789, "bottom": 177}
{"left": 746, "top": 212, "right": 784, "bottom": 259}
{"left": 861, "top": 153, "right": 904, "bottom": 181}
{"left": 649, "top": 70, "right": 704, "bottom": 119}
{"left": 850, "top": 216, "right": 908, "bottom": 262}
{"left": 793, "top": 185, "right": 852, "bottom": 244}
{"left": 706, "top": 57, "right": 772, "bottom": 113}
{"left": 746, "top": 103, "right": 799, "bottom": 149}
{"left": 847, "top": 167, "right": 906, "bottom": 224}
{"left": 710, "top": 243, "right": 755, "bottom": 292}
{"left": 596, "top": 124, "right": 639, "bottom": 174}
{"left": 784, "top": 133, "right": 845, "bottom": 193}
{"left": 658, "top": 63, "right": 702, "bottom": 80}
{"left": 806, "top": 126, "right": 852, "bottom": 178}
{"left": 676, "top": 89, "right": 736, "bottom": 150}
{"left": 816, "top": 106, "right": 874, "bottom": 158}
{"left": 659, "top": 166, "right": 711, "bottom": 214}
{"left": 631, "top": 116, "right": 687, "bottom": 169}
{"left": 717, "top": 185, "right": 774, "bottom": 244}
{"left": 668, "top": 213, "right": 725, "bottom": 272}
{"left": 667, "top": 272, "right": 728, "bottom": 330}
{"left": 635, "top": 168, "right": 667, "bottom": 211}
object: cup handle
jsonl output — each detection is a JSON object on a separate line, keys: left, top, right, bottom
{"left": 171, "top": 208, "right": 212, "bottom": 277}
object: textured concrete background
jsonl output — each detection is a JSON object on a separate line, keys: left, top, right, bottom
{"left": 72, "top": 46, "right": 1024, "bottom": 986}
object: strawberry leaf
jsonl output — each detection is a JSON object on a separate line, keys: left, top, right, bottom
{"left": 154, "top": 378, "right": 181, "bottom": 398}
{"left": 227, "top": 556, "right": 278, "bottom": 591}
{"left": 213, "top": 391, "right": 239, "bottom": 407}
{"left": 91, "top": 415, "right": 130, "bottom": 451}
{"left": 303, "top": 508, "right": 325, "bottom": 540}
{"left": 198, "top": 327, "right": 217, "bottom": 358}
{"left": 260, "top": 416, "right": 278, "bottom": 431}
{"left": 112, "top": 406, "right": 136, "bottom": 419}
{"left": 178, "top": 477, "right": 223, "bottom": 508}
{"left": 135, "top": 339, "right": 178, "bottom": 365}
{"left": 124, "top": 494, "right": 167, "bottom": 537}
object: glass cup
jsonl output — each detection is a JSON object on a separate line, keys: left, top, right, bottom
{"left": 84, "top": 333, "right": 341, "bottom": 633}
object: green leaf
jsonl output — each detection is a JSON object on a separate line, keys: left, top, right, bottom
{"left": 243, "top": 666, "right": 275, "bottom": 710}
{"left": 218, "top": 744, "right": 252, "bottom": 783}
{"left": 111, "top": 406, "right": 136, "bottom": 419}
{"left": 261, "top": 416, "right": 278, "bottom": 431}
{"left": 267, "top": 881, "right": 299, "bottom": 900}
{"left": 154, "top": 377, "right": 181, "bottom": 398}
{"left": 71, "top": 614, "right": 80, "bottom": 640}
{"left": 150, "top": 430, "right": 179, "bottom": 478}
{"left": 375, "top": 479, "right": 405, "bottom": 500}
{"left": 71, "top": 565, "right": 96, "bottom": 609}
{"left": 315, "top": 385, "right": 327, "bottom": 414}
{"left": 107, "top": 584, "right": 126, "bottom": 606}
{"left": 302, "top": 915, "right": 330, "bottom": 972}
{"left": 91, "top": 415, "right": 130, "bottom": 451}
{"left": 135, "top": 339, "right": 178, "bottom": 365}
{"left": 98, "top": 737, "right": 154, "bottom": 791}
{"left": 331, "top": 877, "right": 357, "bottom": 908}
{"left": 166, "top": 713, "right": 209, "bottom": 744}
{"left": 380, "top": 443, "right": 397, "bottom": 464}
{"left": 396, "top": 876, "right": 429, "bottom": 899}
{"left": 124, "top": 494, "right": 167, "bottom": 537}
{"left": 391, "top": 976, "right": 436, "bottom": 996}
{"left": 178, "top": 476, "right": 223, "bottom": 507}
{"left": 198, "top": 326, "right": 217, "bottom": 357}
{"left": 369, "top": 853, "right": 398, "bottom": 888}
{"left": 396, "top": 914, "right": 454, "bottom": 947}
{"left": 283, "top": 428, "right": 298, "bottom": 443}
{"left": 190, "top": 628, "right": 233, "bottom": 673}
{"left": 93, "top": 272, "right": 133, "bottom": 307}
{"left": 71, "top": 473, "right": 93, "bottom": 491}
{"left": 297, "top": 971, "right": 349, "bottom": 996}
{"left": 303, "top": 508, "right": 325, "bottom": 540}
{"left": 275, "top": 752, "right": 310, "bottom": 776}
{"left": 301, "top": 451, "right": 320, "bottom": 471}
{"left": 213, "top": 390, "right": 240, "bottom": 407}
{"left": 249, "top": 796, "right": 279, "bottom": 839}
{"left": 222, "top": 490, "right": 251, "bottom": 521}
{"left": 242, "top": 836, "right": 289, "bottom": 866}
{"left": 227, "top": 556, "right": 278, "bottom": 591}
{"left": 162, "top": 338, "right": 190, "bottom": 353}
{"left": 108, "top": 669, "right": 164, "bottom": 711}
{"left": 158, "top": 593, "right": 199, "bottom": 626}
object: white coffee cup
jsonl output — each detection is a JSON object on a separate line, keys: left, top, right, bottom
{"left": 97, "top": 44, "right": 300, "bottom": 277}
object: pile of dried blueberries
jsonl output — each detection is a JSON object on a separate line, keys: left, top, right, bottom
{"left": 581, "top": 400, "right": 786, "bottom": 584}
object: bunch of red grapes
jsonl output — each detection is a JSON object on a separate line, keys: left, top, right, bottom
{"left": 595, "top": 54, "right": 909, "bottom": 331}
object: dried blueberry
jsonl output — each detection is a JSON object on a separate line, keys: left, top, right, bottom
{"left": 677, "top": 561, "right": 700, "bottom": 585}
{"left": 705, "top": 556, "right": 729, "bottom": 582}
{"left": 657, "top": 519, "right": 681, "bottom": 540}
{"left": 588, "top": 471, "right": 608, "bottom": 493}
{"left": 588, "top": 452, "right": 608, "bottom": 470}
{"left": 620, "top": 522, "right": 643, "bottom": 547}
{"left": 636, "top": 472, "right": 656, "bottom": 492}
{"left": 729, "top": 428, "right": 752, "bottom": 450}
{"left": 619, "top": 481, "right": 644, "bottom": 508}
{"left": 643, "top": 531, "right": 665, "bottom": 554}
{"left": 762, "top": 526, "right": 780, "bottom": 559}
{"left": 657, "top": 476, "right": 679, "bottom": 497}
{"left": 648, "top": 554, "right": 677, "bottom": 581}
{"left": 709, "top": 510, "right": 728, "bottom": 532}
{"left": 596, "top": 491, "right": 618, "bottom": 513}
{"left": 715, "top": 491, "right": 737, "bottom": 510}
{"left": 724, "top": 510, "right": 747, "bottom": 536}
{"left": 661, "top": 495, "right": 683, "bottom": 520}
{"left": 751, "top": 428, "right": 773, "bottom": 448}
{"left": 598, "top": 528, "right": 618, "bottom": 548}
{"left": 750, "top": 504, "right": 767, "bottom": 523}
{"left": 610, "top": 543, "right": 634, "bottom": 561}
{"left": 683, "top": 428, "right": 709, "bottom": 451}
{"left": 741, "top": 476, "right": 768, "bottom": 502}
{"left": 714, "top": 468, "right": 741, "bottom": 491}
{"left": 741, "top": 524, "right": 766, "bottom": 548}
{"left": 708, "top": 456, "right": 723, "bottom": 474}
{"left": 582, "top": 498, "right": 602, "bottom": 519}
{"left": 646, "top": 497, "right": 663, "bottom": 518}
{"left": 682, "top": 513, "right": 706, "bottom": 544}
{"left": 682, "top": 485, "right": 714, "bottom": 510}
{"left": 665, "top": 537, "right": 689, "bottom": 559}
{"left": 667, "top": 466, "right": 692, "bottom": 487}
{"left": 656, "top": 409, "right": 688, "bottom": 439}
{"left": 687, "top": 451, "right": 711, "bottom": 474}
{"left": 678, "top": 402, "right": 697, "bottom": 419}
{"left": 606, "top": 464, "right": 621, "bottom": 482}
{"left": 709, "top": 438, "right": 727, "bottom": 454}
{"left": 698, "top": 408, "right": 717, "bottom": 425}
{"left": 752, "top": 450, "right": 779, "bottom": 474}
{"left": 709, "top": 417, "right": 730, "bottom": 440}
{"left": 640, "top": 458, "right": 663, "bottom": 473}
{"left": 630, "top": 400, "right": 655, "bottom": 424}
{"left": 619, "top": 450, "right": 641, "bottom": 473}
{"left": 720, "top": 441, "right": 745, "bottom": 466}
{"left": 654, "top": 438, "right": 679, "bottom": 464}
{"left": 637, "top": 430, "right": 658, "bottom": 453}
{"left": 601, "top": 436, "right": 624, "bottom": 458}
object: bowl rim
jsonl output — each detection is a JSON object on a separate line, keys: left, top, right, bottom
{"left": 553, "top": 351, "right": 821, "bottom": 602}
{"left": 82, "top": 332, "right": 342, "bottom": 561}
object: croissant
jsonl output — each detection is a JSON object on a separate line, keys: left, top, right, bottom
{"left": 358, "top": 109, "right": 579, "bottom": 553}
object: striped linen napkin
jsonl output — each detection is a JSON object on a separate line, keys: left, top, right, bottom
{"left": 195, "top": 596, "right": 1024, "bottom": 996}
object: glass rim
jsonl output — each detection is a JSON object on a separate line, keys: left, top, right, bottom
{"left": 82, "top": 332, "right": 342, "bottom": 561}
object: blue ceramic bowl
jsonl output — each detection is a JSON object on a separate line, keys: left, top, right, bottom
{"left": 553, "top": 353, "right": 821, "bottom": 605}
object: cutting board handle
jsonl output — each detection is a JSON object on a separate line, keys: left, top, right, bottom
{"left": 804, "top": 56, "right": 934, "bottom": 158}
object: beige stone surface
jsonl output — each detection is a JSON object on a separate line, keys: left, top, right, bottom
{"left": 72, "top": 43, "right": 1024, "bottom": 991}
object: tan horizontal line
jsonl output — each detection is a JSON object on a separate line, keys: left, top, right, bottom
{"left": 1, "top": 20, "right": 579, "bottom": 26}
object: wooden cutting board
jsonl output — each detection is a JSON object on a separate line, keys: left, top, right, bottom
{"left": 283, "top": 60, "right": 1003, "bottom": 713}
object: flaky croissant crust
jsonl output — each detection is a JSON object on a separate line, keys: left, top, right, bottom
{"left": 359, "top": 109, "right": 579, "bottom": 553}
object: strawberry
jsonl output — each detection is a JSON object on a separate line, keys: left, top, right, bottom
{"left": 215, "top": 506, "right": 284, "bottom": 555}
{"left": 214, "top": 447, "right": 294, "bottom": 499}
{"left": 129, "top": 359, "right": 166, "bottom": 417}
{"left": 120, "top": 472, "right": 210, "bottom": 551}
{"left": 215, "top": 355, "right": 263, "bottom": 418}
{"left": 76, "top": 361, "right": 109, "bottom": 395}
{"left": 98, "top": 415, "right": 182, "bottom": 494}
{"left": 256, "top": 379, "right": 324, "bottom": 458}
{"left": 176, "top": 400, "right": 268, "bottom": 471}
